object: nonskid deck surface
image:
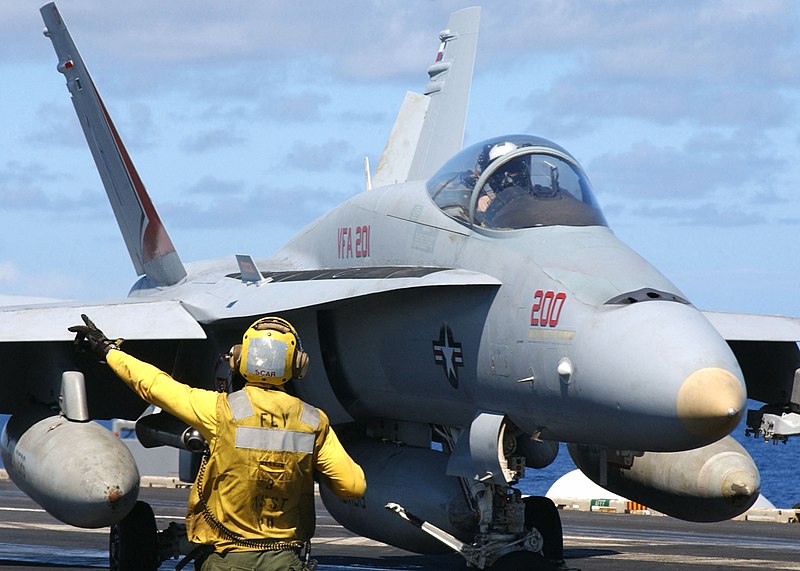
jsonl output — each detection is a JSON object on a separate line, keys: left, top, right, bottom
{"left": 0, "top": 480, "right": 798, "bottom": 571}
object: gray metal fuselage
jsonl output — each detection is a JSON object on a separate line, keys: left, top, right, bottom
{"left": 134, "top": 176, "right": 742, "bottom": 454}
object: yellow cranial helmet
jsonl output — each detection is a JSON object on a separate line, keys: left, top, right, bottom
{"left": 235, "top": 316, "right": 308, "bottom": 386}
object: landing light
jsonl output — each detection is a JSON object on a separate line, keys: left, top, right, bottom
{"left": 557, "top": 357, "right": 573, "bottom": 383}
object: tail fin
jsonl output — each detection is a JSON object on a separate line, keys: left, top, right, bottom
{"left": 40, "top": 3, "right": 186, "bottom": 287}
{"left": 374, "top": 7, "right": 480, "bottom": 187}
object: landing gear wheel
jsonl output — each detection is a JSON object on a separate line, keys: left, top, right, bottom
{"left": 524, "top": 495, "right": 564, "bottom": 561}
{"left": 109, "top": 500, "right": 159, "bottom": 571}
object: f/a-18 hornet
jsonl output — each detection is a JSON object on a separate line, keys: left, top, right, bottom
{"left": 3, "top": 3, "right": 800, "bottom": 569}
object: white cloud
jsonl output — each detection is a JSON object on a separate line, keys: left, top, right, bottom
{"left": 184, "top": 175, "right": 245, "bottom": 196}
{"left": 163, "top": 179, "right": 358, "bottom": 231}
{"left": 0, "top": 0, "right": 798, "bottom": 312}
{"left": 589, "top": 130, "right": 784, "bottom": 201}
{"left": 0, "top": 262, "right": 19, "bottom": 284}
{"left": 180, "top": 128, "right": 247, "bottom": 153}
{"left": 281, "top": 139, "right": 355, "bottom": 173}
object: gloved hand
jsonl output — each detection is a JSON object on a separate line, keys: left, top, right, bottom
{"left": 68, "top": 314, "right": 122, "bottom": 360}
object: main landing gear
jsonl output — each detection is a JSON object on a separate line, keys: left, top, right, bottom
{"left": 110, "top": 500, "right": 196, "bottom": 570}
{"left": 387, "top": 487, "right": 565, "bottom": 569}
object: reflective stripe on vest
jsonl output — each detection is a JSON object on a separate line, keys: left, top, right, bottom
{"left": 235, "top": 426, "right": 315, "bottom": 454}
{"left": 300, "top": 402, "right": 320, "bottom": 429}
{"left": 227, "top": 390, "right": 254, "bottom": 421}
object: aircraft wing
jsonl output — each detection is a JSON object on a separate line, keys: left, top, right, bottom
{"left": 184, "top": 267, "right": 502, "bottom": 323}
{"left": 0, "top": 299, "right": 207, "bottom": 342}
{"left": 702, "top": 310, "right": 800, "bottom": 342}
{"left": 0, "top": 267, "right": 500, "bottom": 339}
{"left": 702, "top": 310, "right": 800, "bottom": 406}
{"left": 0, "top": 265, "right": 499, "bottom": 421}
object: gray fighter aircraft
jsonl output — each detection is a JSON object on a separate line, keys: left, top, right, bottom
{"left": 3, "top": 3, "right": 800, "bottom": 569}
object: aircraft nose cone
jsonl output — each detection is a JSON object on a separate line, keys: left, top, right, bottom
{"left": 564, "top": 300, "right": 748, "bottom": 451}
{"left": 676, "top": 367, "right": 746, "bottom": 441}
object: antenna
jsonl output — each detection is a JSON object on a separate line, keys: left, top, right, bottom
{"left": 364, "top": 156, "right": 372, "bottom": 191}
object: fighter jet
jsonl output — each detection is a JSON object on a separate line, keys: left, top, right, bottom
{"left": 2, "top": 3, "right": 800, "bottom": 569}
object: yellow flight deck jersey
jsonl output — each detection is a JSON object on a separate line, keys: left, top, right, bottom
{"left": 106, "top": 350, "right": 366, "bottom": 553}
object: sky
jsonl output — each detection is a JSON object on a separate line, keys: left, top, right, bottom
{"left": 1, "top": 0, "right": 799, "bottom": 316}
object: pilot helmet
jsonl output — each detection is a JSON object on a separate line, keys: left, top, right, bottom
{"left": 230, "top": 316, "right": 309, "bottom": 386}
{"left": 488, "top": 141, "right": 518, "bottom": 162}
{"left": 486, "top": 142, "right": 528, "bottom": 191}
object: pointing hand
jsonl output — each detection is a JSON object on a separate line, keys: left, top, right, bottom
{"left": 68, "top": 314, "right": 122, "bottom": 361}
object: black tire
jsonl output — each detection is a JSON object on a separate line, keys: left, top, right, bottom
{"left": 524, "top": 495, "right": 564, "bottom": 561}
{"left": 109, "top": 500, "right": 159, "bottom": 571}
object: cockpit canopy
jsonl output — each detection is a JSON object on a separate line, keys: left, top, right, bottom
{"left": 426, "top": 135, "right": 607, "bottom": 230}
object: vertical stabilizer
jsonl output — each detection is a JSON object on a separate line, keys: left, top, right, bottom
{"left": 405, "top": 7, "right": 480, "bottom": 182}
{"left": 372, "top": 92, "right": 430, "bottom": 188}
{"left": 40, "top": 3, "right": 186, "bottom": 287}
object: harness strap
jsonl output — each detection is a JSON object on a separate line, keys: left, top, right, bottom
{"left": 175, "top": 543, "right": 214, "bottom": 571}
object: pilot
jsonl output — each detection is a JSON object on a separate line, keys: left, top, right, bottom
{"left": 69, "top": 314, "right": 366, "bottom": 571}
{"left": 475, "top": 141, "right": 530, "bottom": 221}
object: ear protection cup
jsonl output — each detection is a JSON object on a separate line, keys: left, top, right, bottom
{"left": 294, "top": 349, "right": 309, "bottom": 380}
{"left": 228, "top": 344, "right": 242, "bottom": 371}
